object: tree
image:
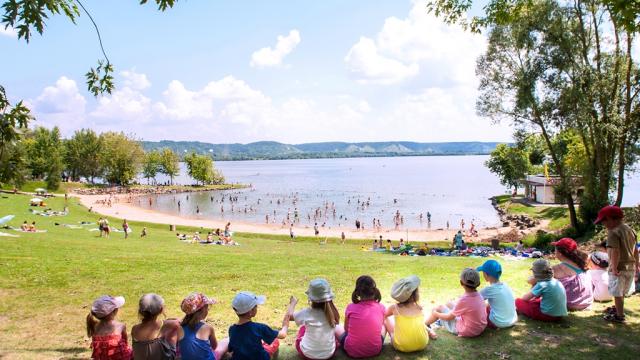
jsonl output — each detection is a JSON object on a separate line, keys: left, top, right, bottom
{"left": 158, "top": 147, "right": 179, "bottom": 185}
{"left": 0, "top": 85, "right": 32, "bottom": 187}
{"left": 64, "top": 128, "right": 103, "bottom": 183}
{"left": 23, "top": 126, "right": 64, "bottom": 190}
{"left": 486, "top": 144, "right": 530, "bottom": 192}
{"left": 142, "top": 150, "right": 161, "bottom": 185}
{"left": 184, "top": 152, "right": 224, "bottom": 186}
{"left": 99, "top": 132, "right": 144, "bottom": 185}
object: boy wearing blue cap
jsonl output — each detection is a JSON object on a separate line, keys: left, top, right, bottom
{"left": 477, "top": 260, "right": 518, "bottom": 328}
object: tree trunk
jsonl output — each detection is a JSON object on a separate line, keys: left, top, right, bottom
{"left": 615, "top": 33, "right": 634, "bottom": 206}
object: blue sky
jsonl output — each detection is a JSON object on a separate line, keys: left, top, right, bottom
{"left": 1, "top": 0, "right": 513, "bottom": 143}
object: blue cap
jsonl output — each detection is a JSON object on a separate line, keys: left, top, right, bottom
{"left": 476, "top": 260, "right": 502, "bottom": 279}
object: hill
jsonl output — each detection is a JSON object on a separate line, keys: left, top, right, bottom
{"left": 141, "top": 140, "right": 504, "bottom": 160}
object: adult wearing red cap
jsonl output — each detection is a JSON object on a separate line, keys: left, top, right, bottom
{"left": 595, "top": 205, "right": 639, "bottom": 323}
{"left": 550, "top": 238, "right": 593, "bottom": 310}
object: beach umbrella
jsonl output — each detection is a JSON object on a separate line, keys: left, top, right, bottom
{"left": 0, "top": 215, "right": 14, "bottom": 225}
{"left": 30, "top": 198, "right": 43, "bottom": 203}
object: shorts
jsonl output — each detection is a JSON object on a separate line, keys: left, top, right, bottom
{"left": 338, "top": 332, "right": 384, "bottom": 358}
{"left": 515, "top": 297, "right": 561, "bottom": 322}
{"left": 295, "top": 326, "right": 338, "bottom": 360}
{"left": 261, "top": 338, "right": 280, "bottom": 358}
{"left": 435, "top": 307, "right": 458, "bottom": 335}
{"left": 609, "top": 271, "right": 635, "bottom": 297}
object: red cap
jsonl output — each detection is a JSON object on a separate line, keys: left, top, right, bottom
{"left": 594, "top": 205, "right": 623, "bottom": 224}
{"left": 551, "top": 238, "right": 577, "bottom": 252}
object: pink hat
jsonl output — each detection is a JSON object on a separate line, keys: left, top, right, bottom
{"left": 594, "top": 205, "right": 624, "bottom": 224}
{"left": 91, "top": 295, "right": 125, "bottom": 318}
{"left": 181, "top": 292, "right": 216, "bottom": 315}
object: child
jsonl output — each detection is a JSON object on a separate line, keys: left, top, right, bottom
{"left": 292, "top": 279, "right": 344, "bottom": 360}
{"left": 177, "top": 292, "right": 228, "bottom": 360}
{"left": 594, "top": 205, "right": 639, "bottom": 323}
{"left": 425, "top": 268, "right": 487, "bottom": 337}
{"left": 341, "top": 275, "right": 386, "bottom": 358}
{"left": 229, "top": 291, "right": 296, "bottom": 359}
{"left": 588, "top": 252, "right": 612, "bottom": 302}
{"left": 476, "top": 260, "right": 517, "bottom": 328}
{"left": 384, "top": 275, "right": 431, "bottom": 352}
{"left": 131, "top": 293, "right": 180, "bottom": 360}
{"left": 385, "top": 239, "right": 392, "bottom": 251}
{"left": 86, "top": 295, "right": 132, "bottom": 360}
{"left": 515, "top": 259, "right": 567, "bottom": 322}
{"left": 141, "top": 227, "right": 147, "bottom": 238}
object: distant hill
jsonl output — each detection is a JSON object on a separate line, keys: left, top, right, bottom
{"left": 141, "top": 140, "right": 505, "bottom": 160}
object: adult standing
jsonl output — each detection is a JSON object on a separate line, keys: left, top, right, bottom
{"left": 122, "top": 220, "right": 129, "bottom": 239}
{"left": 550, "top": 238, "right": 593, "bottom": 311}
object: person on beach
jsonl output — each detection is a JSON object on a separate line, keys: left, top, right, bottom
{"left": 453, "top": 231, "right": 464, "bottom": 250}
{"left": 224, "top": 222, "right": 232, "bottom": 239}
{"left": 86, "top": 295, "right": 132, "bottom": 360}
{"left": 141, "top": 227, "right": 148, "bottom": 238}
{"left": 131, "top": 293, "right": 179, "bottom": 360}
{"left": 290, "top": 225, "right": 295, "bottom": 240}
{"left": 314, "top": 223, "right": 319, "bottom": 236}
{"left": 550, "top": 238, "right": 593, "bottom": 310}
{"left": 122, "top": 220, "right": 129, "bottom": 239}
{"left": 291, "top": 279, "right": 344, "bottom": 360}
{"left": 425, "top": 268, "right": 487, "bottom": 338}
{"left": 340, "top": 275, "right": 386, "bottom": 358}
{"left": 515, "top": 259, "right": 567, "bottom": 322}
{"left": 341, "top": 232, "right": 346, "bottom": 244}
{"left": 229, "top": 291, "right": 296, "bottom": 360}
{"left": 384, "top": 275, "right": 432, "bottom": 352}
{"left": 588, "top": 252, "right": 612, "bottom": 302}
{"left": 178, "top": 292, "right": 228, "bottom": 360}
{"left": 476, "top": 260, "right": 517, "bottom": 329}
{"left": 594, "top": 205, "right": 639, "bottom": 323}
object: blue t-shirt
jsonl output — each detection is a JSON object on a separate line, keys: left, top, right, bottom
{"left": 229, "top": 322, "right": 278, "bottom": 360}
{"left": 480, "top": 282, "right": 517, "bottom": 328}
{"left": 531, "top": 279, "right": 568, "bottom": 317}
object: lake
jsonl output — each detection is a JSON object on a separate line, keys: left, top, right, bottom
{"left": 139, "top": 156, "right": 640, "bottom": 230}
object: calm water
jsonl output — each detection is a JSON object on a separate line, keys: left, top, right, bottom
{"left": 140, "top": 156, "right": 640, "bottom": 230}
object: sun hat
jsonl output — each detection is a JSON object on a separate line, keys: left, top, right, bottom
{"left": 590, "top": 252, "right": 609, "bottom": 268}
{"left": 232, "top": 291, "right": 266, "bottom": 315}
{"left": 460, "top": 268, "right": 481, "bottom": 288}
{"left": 390, "top": 275, "right": 420, "bottom": 302}
{"left": 92, "top": 295, "right": 125, "bottom": 318}
{"left": 594, "top": 205, "right": 624, "bottom": 224}
{"left": 139, "top": 293, "right": 164, "bottom": 316}
{"left": 181, "top": 292, "right": 216, "bottom": 315}
{"left": 476, "top": 260, "right": 502, "bottom": 279}
{"left": 531, "top": 259, "right": 553, "bottom": 281}
{"left": 305, "top": 278, "right": 335, "bottom": 302}
{"left": 551, "top": 238, "right": 578, "bottom": 252}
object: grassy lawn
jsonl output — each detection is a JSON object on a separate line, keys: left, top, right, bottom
{"left": 0, "top": 194, "right": 638, "bottom": 359}
{"left": 494, "top": 195, "right": 571, "bottom": 231}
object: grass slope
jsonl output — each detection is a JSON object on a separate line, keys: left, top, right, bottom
{"left": 0, "top": 194, "right": 638, "bottom": 359}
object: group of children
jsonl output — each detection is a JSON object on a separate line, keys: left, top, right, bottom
{"left": 86, "top": 205, "right": 638, "bottom": 359}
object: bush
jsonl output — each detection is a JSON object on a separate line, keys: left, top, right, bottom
{"left": 530, "top": 230, "right": 559, "bottom": 250}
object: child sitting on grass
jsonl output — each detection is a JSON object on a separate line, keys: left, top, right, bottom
{"left": 177, "top": 292, "right": 228, "bottom": 360}
{"left": 425, "top": 268, "right": 487, "bottom": 338}
{"left": 588, "top": 252, "right": 612, "bottom": 302}
{"left": 131, "top": 293, "right": 180, "bottom": 360}
{"left": 340, "top": 275, "right": 386, "bottom": 358}
{"left": 384, "top": 275, "right": 433, "bottom": 353}
{"left": 476, "top": 260, "right": 517, "bottom": 328}
{"left": 86, "top": 295, "right": 132, "bottom": 360}
{"left": 292, "top": 279, "right": 344, "bottom": 360}
{"left": 515, "top": 259, "right": 567, "bottom": 322}
{"left": 229, "top": 291, "right": 296, "bottom": 359}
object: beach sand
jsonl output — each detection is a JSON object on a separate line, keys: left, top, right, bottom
{"left": 75, "top": 194, "right": 517, "bottom": 242}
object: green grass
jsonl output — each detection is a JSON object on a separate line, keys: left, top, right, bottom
{"left": 0, "top": 194, "right": 638, "bottom": 359}
{"left": 496, "top": 196, "right": 571, "bottom": 231}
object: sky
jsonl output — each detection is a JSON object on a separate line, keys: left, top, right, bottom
{"left": 0, "top": 0, "right": 514, "bottom": 144}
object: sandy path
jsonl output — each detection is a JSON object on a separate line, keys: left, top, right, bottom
{"left": 74, "top": 194, "right": 513, "bottom": 242}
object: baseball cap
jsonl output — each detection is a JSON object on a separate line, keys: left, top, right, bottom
{"left": 476, "top": 260, "right": 502, "bottom": 279}
{"left": 531, "top": 259, "right": 553, "bottom": 281}
{"left": 390, "top": 275, "right": 420, "bottom": 302}
{"left": 181, "top": 292, "right": 216, "bottom": 315}
{"left": 460, "top": 268, "right": 481, "bottom": 288}
{"left": 590, "top": 252, "right": 609, "bottom": 268}
{"left": 594, "top": 205, "right": 624, "bottom": 224}
{"left": 139, "top": 293, "right": 164, "bottom": 316}
{"left": 551, "top": 238, "right": 577, "bottom": 252}
{"left": 305, "top": 278, "right": 335, "bottom": 302}
{"left": 91, "top": 295, "right": 125, "bottom": 318}
{"left": 232, "top": 291, "right": 266, "bottom": 315}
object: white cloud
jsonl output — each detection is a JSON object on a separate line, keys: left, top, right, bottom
{"left": 30, "top": 76, "right": 86, "bottom": 133}
{"left": 91, "top": 87, "right": 152, "bottom": 123}
{"left": 121, "top": 69, "right": 151, "bottom": 90}
{"left": 250, "top": 29, "right": 301, "bottom": 68}
{"left": 345, "top": 1, "right": 485, "bottom": 86}
{"left": 0, "top": 25, "right": 16, "bottom": 38}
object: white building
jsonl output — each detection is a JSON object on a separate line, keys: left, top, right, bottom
{"left": 521, "top": 175, "right": 583, "bottom": 204}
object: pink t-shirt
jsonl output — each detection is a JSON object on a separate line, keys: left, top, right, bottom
{"left": 452, "top": 291, "right": 487, "bottom": 337}
{"left": 344, "top": 300, "right": 385, "bottom": 358}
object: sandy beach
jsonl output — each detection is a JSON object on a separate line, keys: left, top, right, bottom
{"left": 74, "top": 194, "right": 520, "bottom": 242}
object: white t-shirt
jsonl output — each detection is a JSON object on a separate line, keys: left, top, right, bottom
{"left": 294, "top": 308, "right": 336, "bottom": 359}
{"left": 587, "top": 269, "right": 612, "bottom": 302}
